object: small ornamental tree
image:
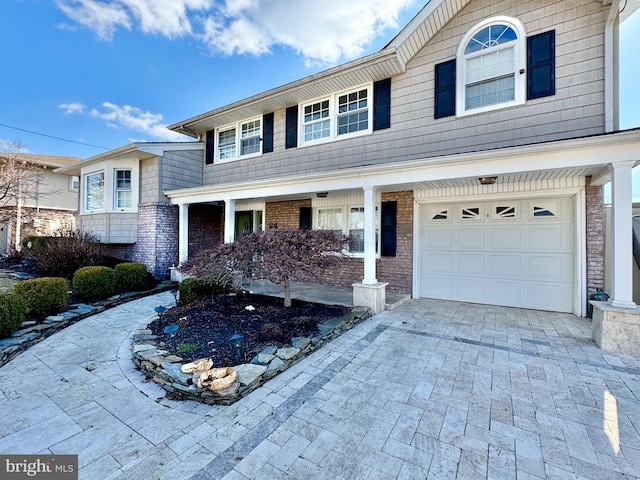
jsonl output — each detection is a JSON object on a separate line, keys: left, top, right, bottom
{"left": 182, "top": 229, "right": 348, "bottom": 307}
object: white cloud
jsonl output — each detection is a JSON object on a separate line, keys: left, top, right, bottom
{"left": 59, "top": 102, "right": 86, "bottom": 114}
{"left": 56, "top": 0, "right": 416, "bottom": 64}
{"left": 64, "top": 102, "right": 185, "bottom": 141}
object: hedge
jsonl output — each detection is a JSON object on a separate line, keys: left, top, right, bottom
{"left": 73, "top": 266, "right": 115, "bottom": 301}
{"left": 114, "top": 262, "right": 148, "bottom": 292}
{"left": 0, "top": 293, "right": 27, "bottom": 338}
{"left": 13, "top": 277, "right": 68, "bottom": 317}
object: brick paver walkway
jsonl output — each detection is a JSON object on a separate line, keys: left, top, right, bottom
{"left": 1, "top": 293, "right": 639, "bottom": 479}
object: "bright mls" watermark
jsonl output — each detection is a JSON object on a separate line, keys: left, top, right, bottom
{"left": 1, "top": 455, "right": 78, "bottom": 479}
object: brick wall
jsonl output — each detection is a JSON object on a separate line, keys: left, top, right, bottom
{"left": 585, "top": 181, "right": 605, "bottom": 295}
{"left": 263, "top": 192, "right": 414, "bottom": 294}
{"left": 189, "top": 204, "right": 224, "bottom": 257}
{"left": 265, "top": 199, "right": 312, "bottom": 229}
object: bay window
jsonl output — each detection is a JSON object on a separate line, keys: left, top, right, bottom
{"left": 85, "top": 172, "right": 104, "bottom": 211}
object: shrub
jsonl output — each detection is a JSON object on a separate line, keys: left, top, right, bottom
{"left": 27, "top": 228, "right": 105, "bottom": 278}
{"left": 178, "top": 248, "right": 236, "bottom": 296}
{"left": 73, "top": 266, "right": 115, "bottom": 301}
{"left": 178, "top": 277, "right": 206, "bottom": 305}
{"left": 22, "top": 235, "right": 48, "bottom": 253}
{"left": 13, "top": 277, "right": 68, "bottom": 317}
{"left": 114, "top": 262, "right": 148, "bottom": 292}
{"left": 0, "top": 293, "right": 27, "bottom": 338}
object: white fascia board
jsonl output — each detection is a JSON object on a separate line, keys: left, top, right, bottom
{"left": 165, "top": 130, "right": 640, "bottom": 205}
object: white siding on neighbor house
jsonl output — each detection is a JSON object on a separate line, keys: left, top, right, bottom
{"left": 20, "top": 169, "right": 78, "bottom": 211}
{"left": 202, "top": 0, "right": 607, "bottom": 188}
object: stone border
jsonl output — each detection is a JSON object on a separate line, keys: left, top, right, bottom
{"left": 132, "top": 306, "right": 372, "bottom": 405}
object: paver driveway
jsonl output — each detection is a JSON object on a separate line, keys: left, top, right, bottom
{"left": 1, "top": 292, "right": 639, "bottom": 479}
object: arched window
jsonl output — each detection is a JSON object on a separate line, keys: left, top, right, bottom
{"left": 457, "top": 17, "right": 526, "bottom": 115}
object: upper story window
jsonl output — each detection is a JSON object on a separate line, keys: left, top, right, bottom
{"left": 300, "top": 85, "right": 372, "bottom": 146}
{"left": 114, "top": 169, "right": 132, "bottom": 209}
{"left": 85, "top": 172, "right": 104, "bottom": 211}
{"left": 217, "top": 118, "right": 262, "bottom": 162}
{"left": 70, "top": 175, "right": 79, "bottom": 192}
{"left": 456, "top": 17, "right": 526, "bottom": 116}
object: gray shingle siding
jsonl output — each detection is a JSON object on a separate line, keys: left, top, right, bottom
{"left": 201, "top": 0, "right": 607, "bottom": 187}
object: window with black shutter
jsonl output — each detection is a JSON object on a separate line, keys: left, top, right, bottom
{"left": 381, "top": 201, "right": 397, "bottom": 257}
{"left": 373, "top": 78, "right": 391, "bottom": 130}
{"left": 434, "top": 59, "right": 456, "bottom": 119}
{"left": 262, "top": 112, "right": 274, "bottom": 153}
{"left": 205, "top": 129, "right": 214, "bottom": 165}
{"left": 527, "top": 30, "right": 555, "bottom": 100}
{"left": 285, "top": 105, "right": 298, "bottom": 149}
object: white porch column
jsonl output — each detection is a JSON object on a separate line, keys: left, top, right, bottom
{"left": 608, "top": 161, "right": 636, "bottom": 308}
{"left": 178, "top": 203, "right": 189, "bottom": 263}
{"left": 362, "top": 186, "right": 378, "bottom": 284}
{"left": 224, "top": 199, "right": 236, "bottom": 243}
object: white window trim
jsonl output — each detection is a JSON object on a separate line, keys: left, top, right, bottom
{"left": 215, "top": 117, "right": 262, "bottom": 163}
{"left": 315, "top": 204, "right": 380, "bottom": 257}
{"left": 113, "top": 168, "right": 132, "bottom": 210}
{"left": 84, "top": 171, "right": 105, "bottom": 212}
{"left": 299, "top": 83, "right": 373, "bottom": 147}
{"left": 80, "top": 160, "right": 139, "bottom": 214}
{"left": 456, "top": 16, "right": 527, "bottom": 117}
{"left": 69, "top": 175, "right": 79, "bottom": 192}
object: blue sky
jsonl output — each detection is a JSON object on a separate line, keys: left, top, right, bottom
{"left": 0, "top": 0, "right": 638, "bottom": 163}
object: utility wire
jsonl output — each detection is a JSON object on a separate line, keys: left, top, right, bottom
{"left": 0, "top": 122, "right": 110, "bottom": 150}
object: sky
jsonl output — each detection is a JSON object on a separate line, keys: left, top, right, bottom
{"left": 0, "top": 0, "right": 638, "bottom": 166}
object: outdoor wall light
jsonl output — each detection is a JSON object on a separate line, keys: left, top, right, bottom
{"left": 316, "top": 192, "right": 329, "bottom": 198}
{"left": 164, "top": 324, "right": 179, "bottom": 353}
{"left": 155, "top": 305, "right": 167, "bottom": 327}
{"left": 229, "top": 333, "right": 244, "bottom": 362}
{"left": 479, "top": 177, "right": 497, "bottom": 185}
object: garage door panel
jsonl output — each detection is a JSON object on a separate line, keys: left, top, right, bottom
{"left": 422, "top": 252, "right": 453, "bottom": 274}
{"left": 458, "top": 254, "right": 484, "bottom": 275}
{"left": 487, "top": 280, "right": 522, "bottom": 305}
{"left": 490, "top": 228, "right": 522, "bottom": 250}
{"left": 419, "top": 197, "right": 575, "bottom": 313}
{"left": 459, "top": 231, "right": 485, "bottom": 249}
{"left": 457, "top": 279, "right": 485, "bottom": 302}
{"left": 425, "top": 229, "right": 453, "bottom": 248}
{"left": 527, "top": 254, "right": 573, "bottom": 282}
{"left": 527, "top": 226, "right": 572, "bottom": 252}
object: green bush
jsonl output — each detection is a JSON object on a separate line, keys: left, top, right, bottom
{"left": 73, "top": 266, "right": 115, "bottom": 301}
{"left": 179, "top": 277, "right": 206, "bottom": 305}
{"left": 13, "top": 277, "right": 68, "bottom": 317}
{"left": 114, "top": 262, "right": 148, "bottom": 292}
{"left": 22, "top": 235, "right": 48, "bottom": 253}
{"left": 0, "top": 293, "right": 27, "bottom": 338}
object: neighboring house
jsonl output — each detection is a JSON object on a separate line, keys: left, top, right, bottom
{"left": 55, "top": 143, "right": 204, "bottom": 279}
{"left": 0, "top": 153, "right": 80, "bottom": 254}
{"left": 64, "top": 1, "right": 640, "bottom": 324}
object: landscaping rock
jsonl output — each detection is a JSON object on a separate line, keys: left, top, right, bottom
{"left": 136, "top": 348, "right": 169, "bottom": 361}
{"left": 252, "top": 353, "right": 275, "bottom": 365}
{"left": 266, "top": 357, "right": 285, "bottom": 375}
{"left": 159, "top": 362, "right": 192, "bottom": 385}
{"left": 291, "top": 337, "right": 311, "bottom": 350}
{"left": 235, "top": 364, "right": 267, "bottom": 386}
{"left": 276, "top": 347, "right": 299, "bottom": 361}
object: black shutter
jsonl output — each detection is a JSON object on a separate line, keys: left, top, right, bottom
{"left": 373, "top": 78, "right": 391, "bottom": 130}
{"left": 527, "top": 30, "right": 555, "bottom": 100}
{"left": 434, "top": 59, "right": 456, "bottom": 119}
{"left": 299, "top": 207, "right": 312, "bottom": 230}
{"left": 262, "top": 112, "right": 274, "bottom": 153}
{"left": 381, "top": 201, "right": 397, "bottom": 257}
{"left": 205, "top": 129, "right": 214, "bottom": 165}
{"left": 285, "top": 105, "right": 298, "bottom": 149}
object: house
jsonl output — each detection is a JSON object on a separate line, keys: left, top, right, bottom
{"left": 55, "top": 143, "right": 204, "bottom": 279}
{"left": 61, "top": 0, "right": 640, "bottom": 353}
{"left": 0, "top": 153, "right": 80, "bottom": 254}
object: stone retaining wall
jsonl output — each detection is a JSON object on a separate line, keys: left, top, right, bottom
{"left": 132, "top": 306, "right": 372, "bottom": 405}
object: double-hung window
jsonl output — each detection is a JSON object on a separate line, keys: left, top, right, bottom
{"left": 316, "top": 205, "right": 379, "bottom": 255}
{"left": 114, "top": 169, "right": 132, "bottom": 209}
{"left": 217, "top": 118, "right": 262, "bottom": 162}
{"left": 457, "top": 17, "right": 526, "bottom": 116}
{"left": 85, "top": 172, "right": 104, "bottom": 211}
{"left": 301, "top": 85, "right": 372, "bottom": 146}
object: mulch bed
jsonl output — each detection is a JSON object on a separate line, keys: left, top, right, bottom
{"left": 149, "top": 291, "right": 350, "bottom": 367}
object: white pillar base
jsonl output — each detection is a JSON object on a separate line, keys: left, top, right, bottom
{"left": 591, "top": 301, "right": 640, "bottom": 356}
{"left": 352, "top": 282, "right": 388, "bottom": 314}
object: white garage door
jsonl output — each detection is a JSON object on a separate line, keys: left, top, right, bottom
{"left": 419, "top": 198, "right": 575, "bottom": 312}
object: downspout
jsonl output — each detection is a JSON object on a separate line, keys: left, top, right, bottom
{"left": 604, "top": 0, "right": 620, "bottom": 133}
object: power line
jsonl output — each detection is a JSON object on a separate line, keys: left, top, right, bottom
{"left": 0, "top": 122, "right": 110, "bottom": 150}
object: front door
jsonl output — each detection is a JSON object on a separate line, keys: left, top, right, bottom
{"left": 235, "top": 211, "right": 253, "bottom": 240}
